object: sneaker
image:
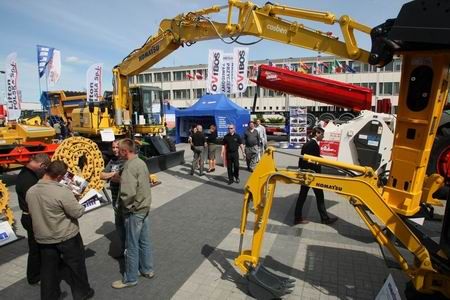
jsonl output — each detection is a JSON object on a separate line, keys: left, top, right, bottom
{"left": 228, "top": 179, "right": 234, "bottom": 185}
{"left": 140, "top": 271, "right": 155, "bottom": 279}
{"left": 112, "top": 280, "right": 137, "bottom": 289}
{"left": 235, "top": 178, "right": 240, "bottom": 183}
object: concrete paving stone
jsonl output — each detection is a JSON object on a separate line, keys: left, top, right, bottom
{"left": 172, "top": 290, "right": 194, "bottom": 300}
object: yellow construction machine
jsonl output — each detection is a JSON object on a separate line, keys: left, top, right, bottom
{"left": 67, "top": 0, "right": 449, "bottom": 297}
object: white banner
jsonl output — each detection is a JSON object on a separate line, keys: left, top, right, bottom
{"left": 86, "top": 63, "right": 103, "bottom": 102}
{"left": 206, "top": 49, "right": 223, "bottom": 94}
{"left": 233, "top": 47, "right": 249, "bottom": 94}
{"left": 48, "top": 50, "right": 61, "bottom": 86}
{"left": 221, "top": 53, "right": 234, "bottom": 95}
{"left": 5, "top": 53, "right": 21, "bottom": 120}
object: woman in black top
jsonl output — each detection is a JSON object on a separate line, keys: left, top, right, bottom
{"left": 207, "top": 124, "right": 218, "bottom": 172}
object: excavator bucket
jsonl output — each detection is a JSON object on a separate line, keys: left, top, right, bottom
{"left": 247, "top": 264, "right": 295, "bottom": 300}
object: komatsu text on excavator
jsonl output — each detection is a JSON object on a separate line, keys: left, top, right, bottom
{"left": 74, "top": 0, "right": 449, "bottom": 298}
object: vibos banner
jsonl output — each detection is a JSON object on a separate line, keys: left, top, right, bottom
{"left": 233, "top": 47, "right": 249, "bottom": 94}
{"left": 207, "top": 49, "right": 223, "bottom": 94}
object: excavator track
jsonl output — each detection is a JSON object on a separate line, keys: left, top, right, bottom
{"left": 52, "top": 136, "right": 104, "bottom": 196}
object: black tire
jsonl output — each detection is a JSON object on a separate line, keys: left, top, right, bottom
{"left": 306, "top": 113, "right": 316, "bottom": 129}
{"left": 338, "top": 112, "right": 356, "bottom": 122}
{"left": 318, "top": 112, "right": 336, "bottom": 122}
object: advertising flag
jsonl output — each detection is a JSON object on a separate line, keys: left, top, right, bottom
{"left": 5, "top": 53, "right": 21, "bottom": 120}
{"left": 332, "top": 59, "right": 343, "bottom": 73}
{"left": 48, "top": 50, "right": 61, "bottom": 86}
{"left": 221, "top": 53, "right": 233, "bottom": 95}
{"left": 37, "top": 45, "right": 55, "bottom": 78}
{"left": 232, "top": 47, "right": 249, "bottom": 94}
{"left": 86, "top": 63, "right": 103, "bottom": 102}
{"left": 207, "top": 49, "right": 223, "bottom": 94}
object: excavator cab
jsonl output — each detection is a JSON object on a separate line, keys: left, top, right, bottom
{"left": 130, "top": 86, "right": 164, "bottom": 127}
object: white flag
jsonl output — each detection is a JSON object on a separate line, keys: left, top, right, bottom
{"left": 86, "top": 63, "right": 103, "bottom": 102}
{"left": 206, "top": 49, "right": 223, "bottom": 94}
{"left": 221, "top": 53, "right": 234, "bottom": 95}
{"left": 233, "top": 47, "right": 249, "bottom": 94}
{"left": 48, "top": 50, "right": 61, "bottom": 86}
{"left": 5, "top": 53, "right": 21, "bottom": 120}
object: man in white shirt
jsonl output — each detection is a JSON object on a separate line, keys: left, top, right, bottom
{"left": 255, "top": 119, "right": 267, "bottom": 157}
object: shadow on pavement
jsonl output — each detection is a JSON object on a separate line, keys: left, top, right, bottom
{"left": 201, "top": 244, "right": 390, "bottom": 300}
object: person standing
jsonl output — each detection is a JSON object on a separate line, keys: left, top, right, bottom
{"left": 100, "top": 140, "right": 125, "bottom": 255}
{"left": 112, "top": 138, "right": 154, "bottom": 289}
{"left": 206, "top": 124, "right": 218, "bottom": 173}
{"left": 243, "top": 121, "right": 261, "bottom": 172}
{"left": 255, "top": 119, "right": 267, "bottom": 156}
{"left": 190, "top": 125, "right": 207, "bottom": 176}
{"left": 221, "top": 124, "right": 245, "bottom": 185}
{"left": 294, "top": 127, "right": 338, "bottom": 225}
{"left": 15, "top": 154, "right": 51, "bottom": 285}
{"left": 53, "top": 121, "right": 62, "bottom": 139}
{"left": 27, "top": 160, "right": 94, "bottom": 300}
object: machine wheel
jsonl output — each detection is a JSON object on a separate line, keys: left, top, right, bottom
{"left": 306, "top": 113, "right": 316, "bottom": 129}
{"left": 427, "top": 134, "right": 450, "bottom": 185}
{"left": 318, "top": 112, "right": 336, "bottom": 122}
{"left": 338, "top": 112, "right": 356, "bottom": 122}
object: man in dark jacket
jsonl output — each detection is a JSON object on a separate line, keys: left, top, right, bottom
{"left": 190, "top": 125, "right": 207, "bottom": 176}
{"left": 294, "top": 127, "right": 337, "bottom": 225}
{"left": 15, "top": 154, "right": 50, "bottom": 285}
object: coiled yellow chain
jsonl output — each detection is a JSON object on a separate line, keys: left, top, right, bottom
{"left": 52, "top": 137, "right": 105, "bottom": 195}
{"left": 0, "top": 180, "right": 13, "bottom": 226}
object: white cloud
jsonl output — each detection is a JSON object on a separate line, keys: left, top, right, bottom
{"left": 65, "top": 56, "right": 91, "bottom": 65}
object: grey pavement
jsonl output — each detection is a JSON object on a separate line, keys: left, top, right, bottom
{"left": 0, "top": 142, "right": 446, "bottom": 299}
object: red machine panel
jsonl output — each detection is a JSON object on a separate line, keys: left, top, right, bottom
{"left": 254, "top": 65, "right": 372, "bottom": 111}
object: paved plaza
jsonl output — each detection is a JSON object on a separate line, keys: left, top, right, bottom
{"left": 0, "top": 143, "right": 446, "bottom": 299}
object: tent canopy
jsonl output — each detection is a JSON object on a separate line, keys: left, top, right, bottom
{"left": 175, "top": 94, "right": 250, "bottom": 143}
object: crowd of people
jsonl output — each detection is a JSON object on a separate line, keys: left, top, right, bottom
{"left": 16, "top": 138, "right": 155, "bottom": 299}
{"left": 188, "top": 120, "right": 268, "bottom": 184}
{"left": 14, "top": 119, "right": 338, "bottom": 299}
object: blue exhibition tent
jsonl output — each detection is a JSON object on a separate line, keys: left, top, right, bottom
{"left": 175, "top": 94, "right": 250, "bottom": 143}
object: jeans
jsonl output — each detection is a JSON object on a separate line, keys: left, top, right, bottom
{"left": 123, "top": 212, "right": 154, "bottom": 283}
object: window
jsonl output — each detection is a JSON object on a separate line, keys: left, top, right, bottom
{"left": 162, "top": 72, "right": 171, "bottom": 82}
{"left": 276, "top": 106, "right": 279, "bottom": 110}
{"left": 393, "top": 59, "right": 402, "bottom": 72}
{"left": 192, "top": 69, "right": 206, "bottom": 80}
{"left": 368, "top": 83, "right": 377, "bottom": 95}
{"left": 394, "top": 82, "right": 400, "bottom": 95}
{"left": 352, "top": 62, "right": 362, "bottom": 73}
{"left": 174, "top": 70, "right": 190, "bottom": 81}
{"left": 194, "top": 88, "right": 206, "bottom": 98}
{"left": 243, "top": 86, "right": 255, "bottom": 97}
{"left": 154, "top": 73, "right": 162, "bottom": 82}
{"left": 173, "top": 89, "right": 190, "bottom": 100}
{"left": 263, "top": 106, "right": 267, "bottom": 110}
{"left": 275, "top": 91, "right": 284, "bottom": 97}
{"left": 382, "top": 61, "right": 394, "bottom": 72}
{"left": 263, "top": 88, "right": 275, "bottom": 97}
{"left": 379, "top": 82, "right": 393, "bottom": 95}
{"left": 138, "top": 74, "right": 145, "bottom": 84}
{"left": 144, "top": 74, "right": 152, "bottom": 83}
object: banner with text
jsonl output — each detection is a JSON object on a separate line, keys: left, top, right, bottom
{"left": 36, "top": 45, "right": 55, "bottom": 78}
{"left": 86, "top": 63, "right": 103, "bottom": 102}
{"left": 221, "top": 53, "right": 233, "bottom": 95}
{"left": 207, "top": 49, "right": 223, "bottom": 94}
{"left": 233, "top": 47, "right": 249, "bottom": 94}
{"left": 48, "top": 50, "right": 61, "bottom": 86}
{"left": 5, "top": 53, "right": 21, "bottom": 120}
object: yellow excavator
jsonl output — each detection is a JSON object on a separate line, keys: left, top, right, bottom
{"left": 70, "top": 0, "right": 448, "bottom": 297}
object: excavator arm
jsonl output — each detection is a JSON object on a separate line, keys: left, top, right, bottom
{"left": 235, "top": 149, "right": 450, "bottom": 298}
{"left": 112, "top": 1, "right": 372, "bottom": 126}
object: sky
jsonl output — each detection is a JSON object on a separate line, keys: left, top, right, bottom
{"left": 0, "top": 0, "right": 409, "bottom": 102}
